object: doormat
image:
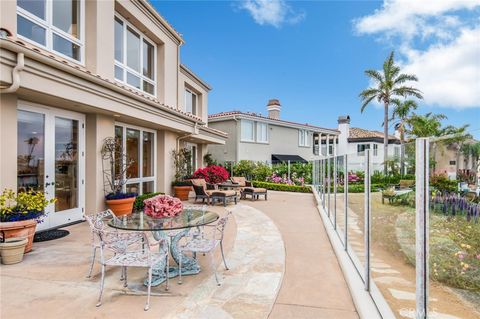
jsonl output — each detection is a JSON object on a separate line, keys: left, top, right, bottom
{"left": 34, "top": 229, "right": 70, "bottom": 242}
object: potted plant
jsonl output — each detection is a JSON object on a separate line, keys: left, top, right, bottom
{"left": 172, "top": 148, "right": 193, "bottom": 201}
{"left": 0, "top": 189, "right": 56, "bottom": 253}
{"left": 101, "top": 137, "right": 137, "bottom": 216}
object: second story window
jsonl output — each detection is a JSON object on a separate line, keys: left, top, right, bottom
{"left": 373, "top": 144, "right": 378, "bottom": 156}
{"left": 184, "top": 89, "right": 197, "bottom": 115}
{"left": 357, "top": 143, "right": 370, "bottom": 156}
{"left": 17, "top": 0, "right": 84, "bottom": 62}
{"left": 256, "top": 122, "right": 268, "bottom": 143}
{"left": 241, "top": 120, "right": 254, "bottom": 142}
{"left": 299, "top": 130, "right": 309, "bottom": 147}
{"left": 114, "top": 15, "right": 156, "bottom": 96}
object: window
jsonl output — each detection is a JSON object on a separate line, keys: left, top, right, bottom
{"left": 184, "top": 89, "right": 197, "bottom": 115}
{"left": 17, "top": 0, "right": 84, "bottom": 62}
{"left": 257, "top": 122, "right": 268, "bottom": 143}
{"left": 114, "top": 15, "right": 156, "bottom": 95}
{"left": 394, "top": 146, "right": 400, "bottom": 157}
{"left": 115, "top": 123, "right": 156, "bottom": 195}
{"left": 185, "top": 143, "right": 197, "bottom": 174}
{"left": 373, "top": 144, "right": 378, "bottom": 156}
{"left": 357, "top": 144, "right": 370, "bottom": 155}
{"left": 299, "top": 130, "right": 309, "bottom": 147}
{"left": 449, "top": 160, "right": 456, "bottom": 165}
{"left": 241, "top": 120, "right": 254, "bottom": 142}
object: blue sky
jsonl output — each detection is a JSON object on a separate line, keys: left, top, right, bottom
{"left": 154, "top": 0, "right": 480, "bottom": 138}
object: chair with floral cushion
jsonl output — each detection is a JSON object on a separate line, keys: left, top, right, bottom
{"left": 84, "top": 210, "right": 125, "bottom": 278}
{"left": 178, "top": 211, "right": 232, "bottom": 286}
{"left": 94, "top": 226, "right": 169, "bottom": 311}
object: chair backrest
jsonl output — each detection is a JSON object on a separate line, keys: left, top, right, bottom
{"left": 231, "top": 177, "right": 246, "bottom": 187}
{"left": 97, "top": 228, "right": 145, "bottom": 254}
{"left": 213, "top": 211, "right": 232, "bottom": 241}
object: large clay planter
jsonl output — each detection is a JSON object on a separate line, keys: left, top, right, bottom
{"left": 0, "top": 237, "right": 28, "bottom": 265}
{"left": 106, "top": 197, "right": 136, "bottom": 217}
{"left": 174, "top": 186, "right": 192, "bottom": 201}
{"left": 0, "top": 219, "right": 37, "bottom": 253}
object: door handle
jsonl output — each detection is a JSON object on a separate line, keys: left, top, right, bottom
{"left": 45, "top": 182, "right": 53, "bottom": 187}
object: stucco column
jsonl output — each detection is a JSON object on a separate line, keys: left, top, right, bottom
{"left": 0, "top": 94, "right": 18, "bottom": 191}
{"left": 326, "top": 134, "right": 330, "bottom": 156}
{"left": 85, "top": 114, "right": 115, "bottom": 214}
{"left": 157, "top": 130, "right": 177, "bottom": 195}
{"left": 317, "top": 133, "right": 322, "bottom": 156}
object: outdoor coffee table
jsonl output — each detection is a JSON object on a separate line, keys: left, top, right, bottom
{"left": 108, "top": 208, "right": 219, "bottom": 287}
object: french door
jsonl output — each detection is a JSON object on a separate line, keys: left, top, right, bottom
{"left": 17, "top": 102, "right": 85, "bottom": 231}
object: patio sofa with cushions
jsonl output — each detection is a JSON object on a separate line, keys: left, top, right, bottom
{"left": 190, "top": 179, "right": 238, "bottom": 206}
{"left": 230, "top": 177, "right": 268, "bottom": 201}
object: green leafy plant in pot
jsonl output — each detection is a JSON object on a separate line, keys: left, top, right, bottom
{"left": 172, "top": 148, "right": 193, "bottom": 200}
{"left": 101, "top": 137, "right": 137, "bottom": 216}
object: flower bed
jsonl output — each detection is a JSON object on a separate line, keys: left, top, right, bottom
{"left": 252, "top": 181, "right": 311, "bottom": 193}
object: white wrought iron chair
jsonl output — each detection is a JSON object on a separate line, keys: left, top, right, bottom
{"left": 178, "top": 211, "right": 232, "bottom": 286}
{"left": 94, "top": 227, "right": 169, "bottom": 311}
{"left": 84, "top": 209, "right": 122, "bottom": 278}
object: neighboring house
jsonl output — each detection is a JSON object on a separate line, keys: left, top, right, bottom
{"left": 432, "top": 139, "right": 478, "bottom": 180}
{"left": 336, "top": 115, "right": 401, "bottom": 172}
{"left": 0, "top": 0, "right": 226, "bottom": 231}
{"left": 207, "top": 99, "right": 339, "bottom": 164}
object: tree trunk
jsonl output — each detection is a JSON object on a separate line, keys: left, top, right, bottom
{"left": 384, "top": 102, "right": 389, "bottom": 175}
{"left": 400, "top": 125, "right": 405, "bottom": 175}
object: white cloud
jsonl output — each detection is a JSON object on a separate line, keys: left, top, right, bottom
{"left": 401, "top": 27, "right": 480, "bottom": 109}
{"left": 354, "top": 0, "right": 480, "bottom": 110}
{"left": 238, "top": 0, "right": 305, "bottom": 28}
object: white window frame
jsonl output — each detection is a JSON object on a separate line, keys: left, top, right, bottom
{"left": 185, "top": 142, "right": 198, "bottom": 173}
{"left": 357, "top": 143, "right": 370, "bottom": 156}
{"left": 241, "top": 120, "right": 255, "bottom": 142}
{"left": 114, "top": 14, "right": 157, "bottom": 97}
{"left": 394, "top": 146, "right": 400, "bottom": 157}
{"left": 184, "top": 88, "right": 197, "bottom": 115}
{"left": 299, "top": 130, "right": 310, "bottom": 147}
{"left": 115, "top": 122, "right": 157, "bottom": 195}
{"left": 256, "top": 122, "right": 268, "bottom": 143}
{"left": 16, "top": 0, "right": 85, "bottom": 64}
{"left": 373, "top": 144, "right": 378, "bottom": 156}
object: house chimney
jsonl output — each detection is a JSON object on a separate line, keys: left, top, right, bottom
{"left": 337, "top": 115, "right": 350, "bottom": 155}
{"left": 267, "top": 99, "right": 281, "bottom": 119}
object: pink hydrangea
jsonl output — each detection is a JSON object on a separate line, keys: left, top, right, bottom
{"left": 143, "top": 195, "right": 183, "bottom": 218}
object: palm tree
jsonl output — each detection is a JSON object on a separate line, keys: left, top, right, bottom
{"left": 359, "top": 51, "right": 423, "bottom": 175}
{"left": 390, "top": 99, "right": 418, "bottom": 175}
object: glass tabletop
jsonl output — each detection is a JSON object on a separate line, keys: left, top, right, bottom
{"left": 108, "top": 209, "right": 219, "bottom": 231}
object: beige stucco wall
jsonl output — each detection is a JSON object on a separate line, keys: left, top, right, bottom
{"left": 208, "top": 120, "right": 239, "bottom": 163}
{"left": 0, "top": 94, "right": 18, "bottom": 191}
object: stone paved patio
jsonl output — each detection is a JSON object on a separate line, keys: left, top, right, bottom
{"left": 0, "top": 191, "right": 357, "bottom": 318}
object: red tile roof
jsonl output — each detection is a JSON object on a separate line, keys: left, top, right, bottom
{"left": 349, "top": 127, "right": 399, "bottom": 140}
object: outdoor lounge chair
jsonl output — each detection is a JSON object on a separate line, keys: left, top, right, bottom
{"left": 191, "top": 179, "right": 238, "bottom": 205}
{"left": 230, "top": 177, "right": 268, "bottom": 201}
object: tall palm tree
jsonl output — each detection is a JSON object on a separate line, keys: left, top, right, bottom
{"left": 390, "top": 99, "right": 418, "bottom": 175}
{"left": 359, "top": 51, "right": 423, "bottom": 175}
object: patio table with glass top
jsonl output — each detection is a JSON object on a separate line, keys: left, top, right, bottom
{"left": 108, "top": 208, "right": 219, "bottom": 287}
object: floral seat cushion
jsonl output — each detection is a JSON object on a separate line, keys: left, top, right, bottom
{"left": 104, "top": 251, "right": 165, "bottom": 267}
{"left": 181, "top": 238, "right": 219, "bottom": 253}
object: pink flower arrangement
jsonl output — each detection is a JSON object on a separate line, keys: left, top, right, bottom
{"left": 192, "top": 165, "right": 229, "bottom": 184}
{"left": 143, "top": 195, "right": 183, "bottom": 218}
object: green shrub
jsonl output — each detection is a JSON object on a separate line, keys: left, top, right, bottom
{"left": 431, "top": 174, "right": 458, "bottom": 193}
{"left": 252, "top": 181, "right": 312, "bottom": 193}
{"left": 133, "top": 192, "right": 164, "bottom": 210}
{"left": 252, "top": 163, "right": 273, "bottom": 182}
{"left": 233, "top": 160, "right": 256, "bottom": 179}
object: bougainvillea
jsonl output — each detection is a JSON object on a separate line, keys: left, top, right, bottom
{"left": 143, "top": 195, "right": 183, "bottom": 218}
{"left": 192, "top": 165, "right": 229, "bottom": 184}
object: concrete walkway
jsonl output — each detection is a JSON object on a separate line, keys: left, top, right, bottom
{"left": 247, "top": 191, "right": 358, "bottom": 319}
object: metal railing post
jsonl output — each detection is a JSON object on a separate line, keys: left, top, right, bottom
{"left": 364, "top": 149, "right": 371, "bottom": 291}
{"left": 334, "top": 155, "right": 337, "bottom": 229}
{"left": 322, "top": 159, "right": 326, "bottom": 208}
{"left": 344, "top": 154, "right": 348, "bottom": 250}
{"left": 327, "top": 157, "right": 331, "bottom": 217}
{"left": 416, "top": 138, "right": 429, "bottom": 319}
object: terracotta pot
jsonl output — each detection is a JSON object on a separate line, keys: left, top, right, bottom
{"left": 0, "top": 219, "right": 37, "bottom": 253}
{"left": 105, "top": 197, "right": 136, "bottom": 217}
{"left": 0, "top": 237, "right": 28, "bottom": 265}
{"left": 174, "top": 186, "right": 192, "bottom": 201}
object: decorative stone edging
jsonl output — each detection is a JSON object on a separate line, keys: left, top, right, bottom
{"left": 165, "top": 204, "right": 285, "bottom": 319}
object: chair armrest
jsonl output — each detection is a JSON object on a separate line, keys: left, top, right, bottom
{"left": 206, "top": 183, "right": 217, "bottom": 190}
{"left": 245, "top": 181, "right": 253, "bottom": 187}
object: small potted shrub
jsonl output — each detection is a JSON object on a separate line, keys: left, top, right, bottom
{"left": 172, "top": 148, "right": 193, "bottom": 200}
{"left": 101, "top": 137, "right": 137, "bottom": 216}
{"left": 0, "top": 189, "right": 56, "bottom": 253}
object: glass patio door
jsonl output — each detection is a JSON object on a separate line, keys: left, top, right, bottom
{"left": 17, "top": 103, "right": 85, "bottom": 231}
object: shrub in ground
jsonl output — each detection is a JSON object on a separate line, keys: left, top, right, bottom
{"left": 252, "top": 181, "right": 311, "bottom": 193}
{"left": 252, "top": 163, "right": 273, "bottom": 182}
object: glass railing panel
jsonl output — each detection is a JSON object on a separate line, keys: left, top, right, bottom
{"left": 346, "top": 151, "right": 367, "bottom": 280}
{"left": 370, "top": 141, "right": 417, "bottom": 318}
{"left": 335, "top": 155, "right": 346, "bottom": 246}
{"left": 428, "top": 137, "right": 479, "bottom": 318}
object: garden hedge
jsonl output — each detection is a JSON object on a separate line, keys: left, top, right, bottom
{"left": 252, "top": 181, "right": 312, "bottom": 193}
